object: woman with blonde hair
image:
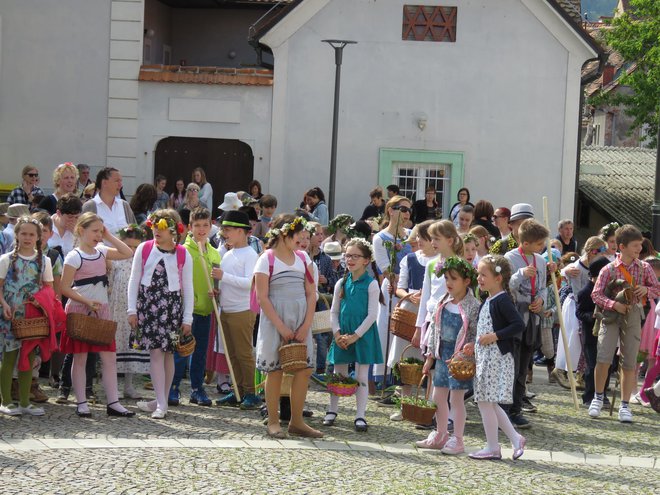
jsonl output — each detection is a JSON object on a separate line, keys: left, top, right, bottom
{"left": 38, "top": 163, "right": 79, "bottom": 215}
{"left": 192, "top": 168, "right": 213, "bottom": 210}
{"left": 7, "top": 166, "right": 45, "bottom": 207}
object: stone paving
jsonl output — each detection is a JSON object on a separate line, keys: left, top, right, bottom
{"left": 1, "top": 365, "right": 658, "bottom": 494}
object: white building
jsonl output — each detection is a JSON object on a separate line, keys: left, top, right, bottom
{"left": 0, "top": 0, "right": 602, "bottom": 225}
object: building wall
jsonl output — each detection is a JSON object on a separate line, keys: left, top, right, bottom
{"left": 0, "top": 0, "right": 112, "bottom": 189}
{"left": 264, "top": 0, "right": 596, "bottom": 224}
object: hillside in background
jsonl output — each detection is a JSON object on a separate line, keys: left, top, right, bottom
{"left": 582, "top": 0, "right": 618, "bottom": 20}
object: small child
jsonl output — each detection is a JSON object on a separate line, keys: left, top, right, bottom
{"left": 129, "top": 209, "right": 194, "bottom": 419}
{"left": 59, "top": 212, "right": 135, "bottom": 418}
{"left": 418, "top": 257, "right": 479, "bottom": 454}
{"left": 0, "top": 217, "right": 54, "bottom": 416}
{"left": 461, "top": 232, "right": 479, "bottom": 268}
{"left": 471, "top": 255, "right": 526, "bottom": 460}
{"left": 253, "top": 194, "right": 277, "bottom": 240}
{"left": 324, "top": 239, "right": 383, "bottom": 432}
{"left": 110, "top": 224, "right": 150, "bottom": 400}
{"left": 469, "top": 225, "right": 492, "bottom": 260}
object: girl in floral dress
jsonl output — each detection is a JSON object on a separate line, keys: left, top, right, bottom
{"left": 109, "top": 224, "right": 149, "bottom": 399}
{"left": 128, "top": 209, "right": 193, "bottom": 419}
{"left": 471, "top": 255, "right": 526, "bottom": 460}
{"left": 60, "top": 213, "right": 134, "bottom": 418}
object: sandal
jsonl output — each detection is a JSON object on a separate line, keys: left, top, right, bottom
{"left": 354, "top": 418, "right": 368, "bottom": 432}
{"left": 76, "top": 401, "right": 92, "bottom": 418}
{"left": 106, "top": 401, "right": 136, "bottom": 417}
{"left": 322, "top": 412, "right": 338, "bottom": 426}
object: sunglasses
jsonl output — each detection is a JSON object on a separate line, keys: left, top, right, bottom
{"left": 392, "top": 205, "right": 411, "bottom": 213}
{"left": 26, "top": 173, "right": 39, "bottom": 178}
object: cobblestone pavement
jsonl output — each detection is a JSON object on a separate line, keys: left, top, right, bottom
{"left": 1, "top": 365, "right": 658, "bottom": 494}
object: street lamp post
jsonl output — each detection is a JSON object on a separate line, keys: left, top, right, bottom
{"left": 322, "top": 39, "right": 356, "bottom": 219}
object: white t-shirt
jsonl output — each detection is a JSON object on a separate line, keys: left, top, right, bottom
{"left": 253, "top": 250, "right": 311, "bottom": 277}
{"left": 0, "top": 251, "right": 54, "bottom": 282}
{"left": 220, "top": 245, "right": 259, "bottom": 313}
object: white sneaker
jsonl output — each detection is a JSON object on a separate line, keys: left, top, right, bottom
{"left": 389, "top": 411, "right": 403, "bottom": 421}
{"left": 20, "top": 404, "right": 45, "bottom": 416}
{"left": 137, "top": 400, "right": 156, "bottom": 413}
{"left": 631, "top": 393, "right": 650, "bottom": 407}
{"left": 588, "top": 398, "right": 603, "bottom": 418}
{"left": 151, "top": 408, "right": 167, "bottom": 419}
{"left": 618, "top": 406, "right": 633, "bottom": 423}
{"left": 0, "top": 404, "right": 22, "bottom": 416}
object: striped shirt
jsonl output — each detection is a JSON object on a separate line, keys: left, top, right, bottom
{"left": 591, "top": 255, "right": 660, "bottom": 311}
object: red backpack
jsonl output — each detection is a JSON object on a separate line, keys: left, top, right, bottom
{"left": 249, "top": 249, "right": 314, "bottom": 313}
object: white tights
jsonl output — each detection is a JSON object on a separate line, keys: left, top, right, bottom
{"left": 328, "top": 364, "right": 370, "bottom": 419}
{"left": 147, "top": 350, "right": 174, "bottom": 412}
{"left": 432, "top": 387, "right": 467, "bottom": 439}
{"left": 477, "top": 401, "right": 521, "bottom": 451}
{"left": 72, "top": 352, "right": 126, "bottom": 413}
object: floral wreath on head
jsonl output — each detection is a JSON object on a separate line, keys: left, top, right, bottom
{"left": 439, "top": 256, "right": 478, "bottom": 287}
{"left": 348, "top": 238, "right": 375, "bottom": 261}
{"left": 145, "top": 213, "right": 184, "bottom": 236}
{"left": 326, "top": 214, "right": 353, "bottom": 235}
{"left": 266, "top": 215, "right": 310, "bottom": 239}
{"left": 117, "top": 223, "right": 145, "bottom": 241}
{"left": 601, "top": 222, "right": 620, "bottom": 239}
{"left": 462, "top": 233, "right": 479, "bottom": 246}
{"left": 16, "top": 216, "right": 42, "bottom": 230}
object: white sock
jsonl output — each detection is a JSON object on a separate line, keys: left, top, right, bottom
{"left": 72, "top": 353, "right": 88, "bottom": 408}
{"left": 124, "top": 373, "right": 135, "bottom": 393}
{"left": 100, "top": 352, "right": 126, "bottom": 412}
{"left": 477, "top": 402, "right": 500, "bottom": 451}
{"left": 328, "top": 365, "right": 348, "bottom": 413}
{"left": 150, "top": 350, "right": 168, "bottom": 412}
{"left": 355, "top": 364, "right": 369, "bottom": 420}
{"left": 494, "top": 403, "right": 521, "bottom": 446}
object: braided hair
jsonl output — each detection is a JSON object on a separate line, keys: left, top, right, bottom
{"left": 11, "top": 216, "right": 43, "bottom": 283}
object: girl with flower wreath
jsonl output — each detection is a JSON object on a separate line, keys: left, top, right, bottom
{"left": 323, "top": 238, "right": 383, "bottom": 432}
{"left": 418, "top": 256, "right": 480, "bottom": 453}
{"left": 372, "top": 196, "right": 412, "bottom": 382}
{"left": 599, "top": 222, "right": 619, "bottom": 261}
{"left": 59, "top": 212, "right": 134, "bottom": 418}
{"left": 254, "top": 214, "right": 320, "bottom": 438}
{"left": 127, "top": 209, "right": 193, "bottom": 419}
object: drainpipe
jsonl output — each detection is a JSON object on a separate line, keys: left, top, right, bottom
{"left": 574, "top": 52, "right": 607, "bottom": 224}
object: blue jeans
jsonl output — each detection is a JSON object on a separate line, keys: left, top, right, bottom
{"left": 172, "top": 314, "right": 211, "bottom": 391}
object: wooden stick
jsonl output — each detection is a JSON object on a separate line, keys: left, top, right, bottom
{"left": 543, "top": 197, "right": 580, "bottom": 410}
{"left": 197, "top": 241, "right": 241, "bottom": 402}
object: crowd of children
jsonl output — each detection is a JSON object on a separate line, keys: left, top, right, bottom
{"left": 1, "top": 178, "right": 659, "bottom": 461}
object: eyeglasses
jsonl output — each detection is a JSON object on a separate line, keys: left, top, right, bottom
{"left": 26, "top": 173, "right": 39, "bottom": 178}
{"left": 392, "top": 205, "right": 411, "bottom": 213}
{"left": 344, "top": 254, "right": 366, "bottom": 260}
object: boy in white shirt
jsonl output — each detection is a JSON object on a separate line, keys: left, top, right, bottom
{"left": 215, "top": 210, "right": 260, "bottom": 409}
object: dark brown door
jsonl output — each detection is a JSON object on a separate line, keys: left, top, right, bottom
{"left": 154, "top": 137, "right": 254, "bottom": 210}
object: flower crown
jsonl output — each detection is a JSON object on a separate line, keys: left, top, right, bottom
{"left": 266, "top": 216, "right": 308, "bottom": 239}
{"left": 16, "top": 217, "right": 42, "bottom": 230}
{"left": 462, "top": 233, "right": 479, "bottom": 245}
{"left": 349, "top": 238, "right": 375, "bottom": 261}
{"left": 326, "top": 214, "right": 354, "bottom": 234}
{"left": 118, "top": 223, "right": 145, "bottom": 240}
{"left": 601, "top": 222, "right": 620, "bottom": 238}
{"left": 439, "top": 256, "right": 478, "bottom": 286}
{"left": 145, "top": 214, "right": 184, "bottom": 236}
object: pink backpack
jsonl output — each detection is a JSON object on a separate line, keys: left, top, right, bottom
{"left": 141, "top": 240, "right": 187, "bottom": 285}
{"left": 249, "top": 249, "right": 314, "bottom": 313}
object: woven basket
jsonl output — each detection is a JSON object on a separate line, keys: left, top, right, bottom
{"left": 401, "top": 377, "right": 436, "bottom": 424}
{"left": 327, "top": 382, "right": 358, "bottom": 397}
{"left": 447, "top": 350, "right": 476, "bottom": 381}
{"left": 11, "top": 302, "right": 50, "bottom": 341}
{"left": 311, "top": 293, "right": 332, "bottom": 335}
{"left": 176, "top": 333, "right": 196, "bottom": 357}
{"left": 66, "top": 312, "right": 117, "bottom": 346}
{"left": 398, "top": 344, "right": 424, "bottom": 386}
{"left": 389, "top": 293, "right": 418, "bottom": 342}
{"left": 279, "top": 342, "right": 308, "bottom": 373}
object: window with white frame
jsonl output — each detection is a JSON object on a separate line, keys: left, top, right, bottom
{"left": 392, "top": 162, "right": 451, "bottom": 217}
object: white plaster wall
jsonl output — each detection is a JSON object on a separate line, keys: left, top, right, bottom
{"left": 265, "top": 0, "right": 597, "bottom": 224}
{"left": 136, "top": 82, "right": 272, "bottom": 186}
{"left": 0, "top": 0, "right": 111, "bottom": 188}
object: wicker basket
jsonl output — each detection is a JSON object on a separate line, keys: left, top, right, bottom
{"left": 176, "top": 333, "right": 196, "bottom": 357}
{"left": 327, "top": 381, "right": 359, "bottom": 397}
{"left": 447, "top": 350, "right": 476, "bottom": 381}
{"left": 311, "top": 293, "right": 332, "bottom": 335}
{"left": 398, "top": 344, "right": 424, "bottom": 386}
{"left": 389, "top": 293, "right": 418, "bottom": 342}
{"left": 401, "top": 377, "right": 436, "bottom": 425}
{"left": 278, "top": 342, "right": 308, "bottom": 373}
{"left": 66, "top": 312, "right": 117, "bottom": 346}
{"left": 11, "top": 301, "right": 50, "bottom": 341}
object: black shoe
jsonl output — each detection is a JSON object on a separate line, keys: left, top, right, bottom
{"left": 85, "top": 388, "right": 97, "bottom": 401}
{"left": 323, "top": 412, "right": 338, "bottom": 426}
{"left": 522, "top": 398, "right": 538, "bottom": 413}
{"left": 415, "top": 417, "right": 436, "bottom": 430}
{"left": 602, "top": 396, "right": 611, "bottom": 407}
{"left": 279, "top": 397, "right": 291, "bottom": 422}
{"left": 509, "top": 414, "right": 531, "bottom": 429}
{"left": 75, "top": 401, "right": 92, "bottom": 418}
{"left": 106, "top": 401, "right": 136, "bottom": 417}
{"left": 303, "top": 408, "right": 314, "bottom": 418}
{"left": 376, "top": 395, "right": 397, "bottom": 407}
{"left": 354, "top": 418, "right": 368, "bottom": 432}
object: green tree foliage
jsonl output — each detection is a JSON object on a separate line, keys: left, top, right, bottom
{"left": 588, "top": 0, "right": 659, "bottom": 146}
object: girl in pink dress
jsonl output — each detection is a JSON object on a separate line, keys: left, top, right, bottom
{"left": 60, "top": 212, "right": 134, "bottom": 418}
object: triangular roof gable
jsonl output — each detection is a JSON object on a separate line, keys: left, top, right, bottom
{"left": 259, "top": 0, "right": 602, "bottom": 58}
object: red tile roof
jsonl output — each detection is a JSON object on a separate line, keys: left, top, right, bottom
{"left": 139, "top": 65, "right": 273, "bottom": 86}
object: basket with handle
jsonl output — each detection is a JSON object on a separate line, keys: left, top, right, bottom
{"left": 175, "top": 332, "right": 196, "bottom": 357}
{"left": 11, "top": 300, "right": 50, "bottom": 341}
{"left": 326, "top": 373, "right": 359, "bottom": 397}
{"left": 389, "top": 292, "right": 418, "bottom": 342}
{"left": 447, "top": 337, "right": 476, "bottom": 381}
{"left": 311, "top": 293, "right": 332, "bottom": 335}
{"left": 66, "top": 311, "right": 117, "bottom": 346}
{"left": 401, "top": 376, "right": 436, "bottom": 424}
{"left": 397, "top": 344, "right": 424, "bottom": 386}
{"left": 278, "top": 342, "right": 308, "bottom": 373}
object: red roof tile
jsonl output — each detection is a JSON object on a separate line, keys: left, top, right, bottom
{"left": 138, "top": 65, "right": 273, "bottom": 86}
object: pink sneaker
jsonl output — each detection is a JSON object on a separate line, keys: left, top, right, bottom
{"left": 441, "top": 436, "right": 464, "bottom": 455}
{"left": 415, "top": 431, "right": 448, "bottom": 449}
{"left": 468, "top": 447, "right": 502, "bottom": 460}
